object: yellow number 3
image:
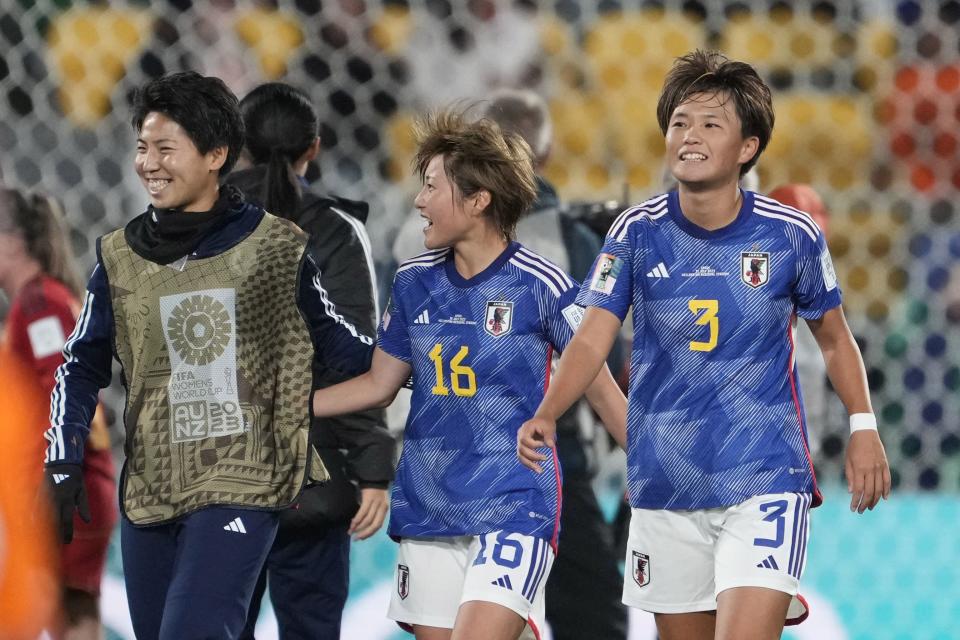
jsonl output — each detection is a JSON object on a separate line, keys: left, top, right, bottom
{"left": 429, "top": 344, "right": 478, "bottom": 397}
{"left": 688, "top": 299, "right": 719, "bottom": 352}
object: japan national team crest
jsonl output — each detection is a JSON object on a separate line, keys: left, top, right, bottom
{"left": 397, "top": 564, "right": 410, "bottom": 599}
{"left": 741, "top": 251, "right": 770, "bottom": 288}
{"left": 485, "top": 300, "right": 514, "bottom": 337}
{"left": 632, "top": 551, "right": 651, "bottom": 587}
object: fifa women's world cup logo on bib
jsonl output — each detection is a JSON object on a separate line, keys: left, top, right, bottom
{"left": 160, "top": 289, "right": 244, "bottom": 443}
{"left": 741, "top": 251, "right": 770, "bottom": 288}
{"left": 485, "top": 300, "right": 514, "bottom": 337}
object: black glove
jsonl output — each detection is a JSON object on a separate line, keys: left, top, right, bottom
{"left": 45, "top": 464, "right": 90, "bottom": 544}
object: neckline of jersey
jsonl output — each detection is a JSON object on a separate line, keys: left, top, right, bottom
{"left": 443, "top": 241, "right": 521, "bottom": 288}
{"left": 667, "top": 189, "right": 754, "bottom": 240}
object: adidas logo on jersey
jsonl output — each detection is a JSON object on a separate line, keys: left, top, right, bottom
{"left": 646, "top": 262, "right": 670, "bottom": 278}
{"left": 223, "top": 517, "right": 247, "bottom": 534}
{"left": 490, "top": 575, "right": 514, "bottom": 590}
{"left": 52, "top": 473, "right": 69, "bottom": 484}
{"left": 413, "top": 309, "right": 430, "bottom": 325}
{"left": 757, "top": 555, "right": 779, "bottom": 570}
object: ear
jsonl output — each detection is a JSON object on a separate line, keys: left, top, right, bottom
{"left": 471, "top": 189, "right": 491, "bottom": 215}
{"left": 207, "top": 146, "right": 228, "bottom": 172}
{"left": 304, "top": 137, "right": 321, "bottom": 163}
{"left": 738, "top": 136, "right": 760, "bottom": 167}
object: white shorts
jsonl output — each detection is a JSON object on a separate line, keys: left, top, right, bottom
{"left": 388, "top": 531, "right": 554, "bottom": 638}
{"left": 623, "top": 493, "right": 812, "bottom": 615}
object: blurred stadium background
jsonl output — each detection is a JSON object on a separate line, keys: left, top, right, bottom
{"left": 1, "top": 0, "right": 959, "bottom": 638}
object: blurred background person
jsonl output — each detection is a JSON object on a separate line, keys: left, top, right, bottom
{"left": 768, "top": 183, "right": 837, "bottom": 460}
{"left": 0, "top": 187, "right": 118, "bottom": 639}
{"left": 481, "top": 88, "right": 629, "bottom": 640}
{"left": 0, "top": 185, "right": 59, "bottom": 640}
{"left": 225, "top": 81, "right": 395, "bottom": 640}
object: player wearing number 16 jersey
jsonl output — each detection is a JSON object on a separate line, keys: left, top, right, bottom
{"left": 313, "top": 109, "right": 626, "bottom": 640}
{"left": 518, "top": 51, "right": 891, "bottom": 640}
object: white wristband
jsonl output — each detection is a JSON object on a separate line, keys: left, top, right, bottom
{"left": 849, "top": 413, "right": 878, "bottom": 434}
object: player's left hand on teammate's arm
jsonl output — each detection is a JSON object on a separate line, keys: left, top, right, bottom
{"left": 517, "top": 417, "right": 556, "bottom": 474}
{"left": 349, "top": 487, "right": 389, "bottom": 540}
{"left": 845, "top": 429, "right": 892, "bottom": 514}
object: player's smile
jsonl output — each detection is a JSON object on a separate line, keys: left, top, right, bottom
{"left": 666, "top": 91, "right": 757, "bottom": 189}
{"left": 414, "top": 154, "right": 475, "bottom": 250}
{"left": 135, "top": 111, "right": 224, "bottom": 212}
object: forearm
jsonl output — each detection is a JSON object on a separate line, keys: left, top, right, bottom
{"left": 45, "top": 267, "right": 114, "bottom": 465}
{"left": 821, "top": 336, "right": 872, "bottom": 416}
{"left": 313, "top": 371, "right": 396, "bottom": 416}
{"left": 313, "top": 347, "right": 410, "bottom": 417}
{"left": 539, "top": 308, "right": 620, "bottom": 420}
{"left": 809, "top": 308, "right": 872, "bottom": 417}
{"left": 584, "top": 365, "right": 628, "bottom": 450}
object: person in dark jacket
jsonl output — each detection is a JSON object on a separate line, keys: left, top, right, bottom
{"left": 225, "top": 82, "right": 395, "bottom": 640}
{"left": 42, "top": 71, "right": 375, "bottom": 639}
{"left": 484, "top": 89, "right": 629, "bottom": 640}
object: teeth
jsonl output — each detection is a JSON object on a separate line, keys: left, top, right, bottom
{"left": 147, "top": 179, "right": 170, "bottom": 194}
{"left": 682, "top": 153, "right": 706, "bottom": 161}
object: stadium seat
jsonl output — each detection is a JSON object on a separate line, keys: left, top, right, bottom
{"left": 719, "top": 7, "right": 846, "bottom": 71}
{"left": 583, "top": 9, "right": 706, "bottom": 95}
{"left": 234, "top": 8, "right": 304, "bottom": 79}
{"left": 369, "top": 5, "right": 413, "bottom": 55}
{"left": 763, "top": 94, "right": 872, "bottom": 191}
{"left": 46, "top": 7, "right": 153, "bottom": 127}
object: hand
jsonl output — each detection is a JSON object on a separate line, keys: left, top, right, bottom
{"left": 45, "top": 464, "right": 90, "bottom": 543}
{"left": 845, "top": 430, "right": 892, "bottom": 513}
{"left": 517, "top": 416, "right": 557, "bottom": 474}
{"left": 349, "top": 487, "right": 389, "bottom": 540}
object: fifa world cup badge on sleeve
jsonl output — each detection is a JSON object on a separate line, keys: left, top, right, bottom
{"left": 561, "top": 304, "right": 585, "bottom": 331}
{"left": 485, "top": 300, "right": 514, "bottom": 337}
{"left": 820, "top": 247, "right": 838, "bottom": 291}
{"left": 632, "top": 551, "right": 651, "bottom": 587}
{"left": 590, "top": 254, "right": 623, "bottom": 294}
{"left": 741, "top": 251, "right": 770, "bottom": 288}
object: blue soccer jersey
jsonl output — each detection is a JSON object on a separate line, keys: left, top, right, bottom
{"left": 380, "top": 242, "right": 582, "bottom": 544}
{"left": 578, "top": 190, "right": 841, "bottom": 511}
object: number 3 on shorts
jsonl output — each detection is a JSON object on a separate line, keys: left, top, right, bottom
{"left": 753, "top": 499, "right": 788, "bottom": 548}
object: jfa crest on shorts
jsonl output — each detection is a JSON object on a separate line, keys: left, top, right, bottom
{"left": 632, "top": 551, "right": 651, "bottom": 587}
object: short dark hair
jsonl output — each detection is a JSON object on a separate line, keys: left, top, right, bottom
{"left": 131, "top": 71, "right": 244, "bottom": 175}
{"left": 413, "top": 108, "right": 537, "bottom": 242}
{"left": 239, "top": 82, "right": 318, "bottom": 218}
{"left": 657, "top": 50, "right": 774, "bottom": 175}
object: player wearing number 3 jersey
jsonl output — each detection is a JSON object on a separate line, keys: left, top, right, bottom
{"left": 518, "top": 50, "right": 891, "bottom": 640}
{"left": 312, "top": 109, "right": 626, "bottom": 640}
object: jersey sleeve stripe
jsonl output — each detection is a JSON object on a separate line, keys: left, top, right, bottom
{"left": 612, "top": 204, "right": 669, "bottom": 242}
{"left": 755, "top": 194, "right": 820, "bottom": 228}
{"left": 754, "top": 201, "right": 820, "bottom": 239}
{"left": 754, "top": 208, "right": 818, "bottom": 241}
{"left": 311, "top": 273, "right": 374, "bottom": 345}
{"left": 329, "top": 206, "right": 381, "bottom": 317}
{"left": 515, "top": 248, "right": 574, "bottom": 288}
{"left": 509, "top": 257, "right": 562, "bottom": 297}
{"left": 47, "top": 288, "right": 95, "bottom": 462}
{"left": 755, "top": 198, "right": 819, "bottom": 232}
{"left": 608, "top": 194, "right": 669, "bottom": 239}
{"left": 396, "top": 248, "right": 450, "bottom": 273}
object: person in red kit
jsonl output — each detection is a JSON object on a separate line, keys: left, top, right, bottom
{"left": 768, "top": 184, "right": 829, "bottom": 235}
{"left": 0, "top": 187, "right": 117, "bottom": 640}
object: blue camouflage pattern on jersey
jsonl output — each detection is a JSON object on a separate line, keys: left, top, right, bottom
{"left": 380, "top": 242, "right": 581, "bottom": 543}
{"left": 578, "top": 190, "right": 841, "bottom": 510}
